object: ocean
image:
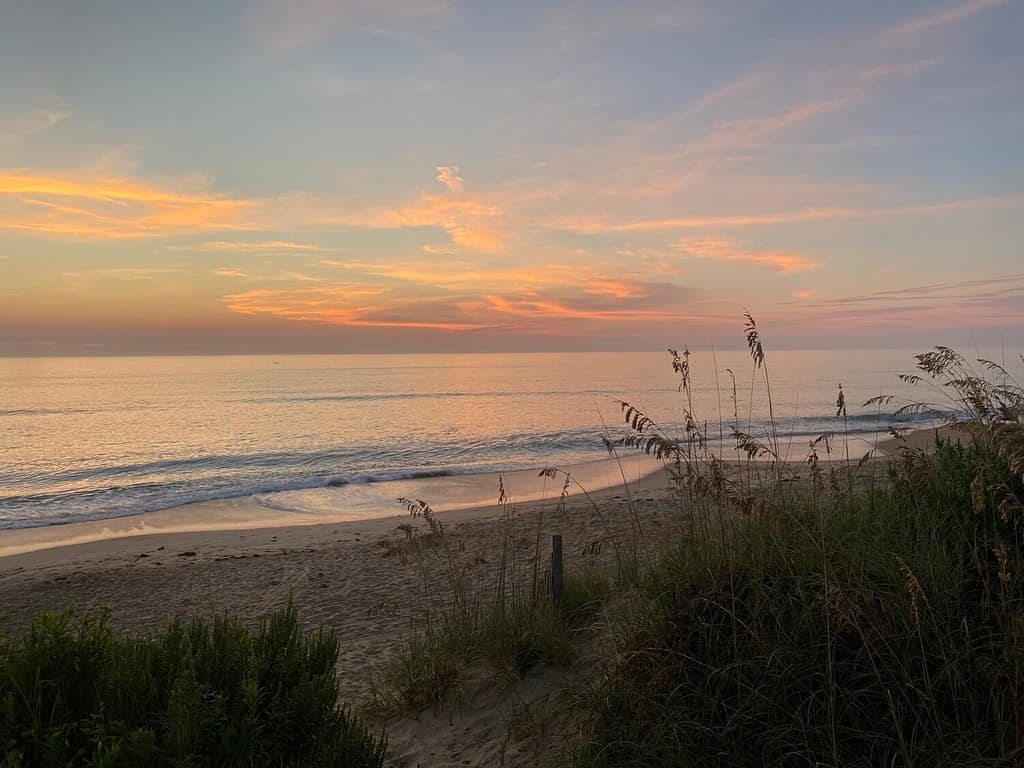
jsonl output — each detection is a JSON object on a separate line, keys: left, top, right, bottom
{"left": 0, "top": 349, "right": 955, "bottom": 531}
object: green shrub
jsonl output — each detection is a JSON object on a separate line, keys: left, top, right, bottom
{"left": 0, "top": 604, "right": 386, "bottom": 767}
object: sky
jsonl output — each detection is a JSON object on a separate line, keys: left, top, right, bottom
{"left": 1, "top": 0, "right": 1022, "bottom": 355}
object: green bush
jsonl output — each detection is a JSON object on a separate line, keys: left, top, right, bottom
{"left": 0, "top": 604, "right": 386, "bottom": 767}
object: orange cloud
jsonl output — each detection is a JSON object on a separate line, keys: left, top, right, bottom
{"left": 318, "top": 258, "right": 690, "bottom": 305}
{"left": 0, "top": 165, "right": 507, "bottom": 250}
{"left": 169, "top": 240, "right": 327, "bottom": 253}
{"left": 383, "top": 194, "right": 504, "bottom": 251}
{"left": 318, "top": 258, "right": 576, "bottom": 289}
{"left": 223, "top": 285, "right": 490, "bottom": 330}
{"left": 484, "top": 294, "right": 670, "bottom": 322}
{"left": 290, "top": 170, "right": 506, "bottom": 252}
{"left": 0, "top": 171, "right": 254, "bottom": 238}
{"left": 581, "top": 278, "right": 654, "bottom": 299}
{"left": 675, "top": 237, "right": 820, "bottom": 273}
{"left": 213, "top": 268, "right": 249, "bottom": 279}
{"left": 218, "top": 268, "right": 702, "bottom": 333}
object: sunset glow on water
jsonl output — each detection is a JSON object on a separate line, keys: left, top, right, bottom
{"left": 1, "top": 347, "right": 971, "bottom": 531}
{"left": 2, "top": 1, "right": 1022, "bottom": 538}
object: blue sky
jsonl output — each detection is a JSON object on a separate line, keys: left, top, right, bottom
{"left": 1, "top": 0, "right": 1022, "bottom": 353}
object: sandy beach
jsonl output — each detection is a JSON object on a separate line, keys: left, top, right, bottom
{"left": 0, "top": 455, "right": 680, "bottom": 765}
{"left": 0, "top": 426, "right": 962, "bottom": 766}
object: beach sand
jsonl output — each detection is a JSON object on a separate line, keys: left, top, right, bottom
{"left": 0, "top": 429, "right": 961, "bottom": 766}
{"left": 0, "top": 457, "right": 678, "bottom": 766}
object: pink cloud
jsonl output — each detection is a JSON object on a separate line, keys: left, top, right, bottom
{"left": 882, "top": 0, "right": 1009, "bottom": 40}
{"left": 675, "top": 237, "right": 820, "bottom": 274}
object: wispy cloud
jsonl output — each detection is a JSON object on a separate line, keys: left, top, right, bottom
{"left": 549, "top": 195, "right": 1024, "bottom": 234}
{"left": 774, "top": 274, "right": 1024, "bottom": 334}
{"left": 675, "top": 237, "right": 820, "bottom": 274}
{"left": 581, "top": 278, "right": 658, "bottom": 299}
{"left": 796, "top": 273, "right": 1024, "bottom": 308}
{"left": 681, "top": 72, "right": 772, "bottom": 120}
{"left": 318, "top": 257, "right": 577, "bottom": 291}
{"left": 370, "top": 194, "right": 505, "bottom": 251}
{"left": 0, "top": 109, "right": 72, "bottom": 143}
{"left": 224, "top": 284, "right": 489, "bottom": 330}
{"left": 666, "top": 58, "right": 933, "bottom": 161}
{"left": 299, "top": 170, "right": 507, "bottom": 252}
{"left": 168, "top": 240, "right": 328, "bottom": 253}
{"left": 420, "top": 244, "right": 457, "bottom": 255}
{"left": 434, "top": 165, "right": 463, "bottom": 193}
{"left": 0, "top": 164, "right": 509, "bottom": 249}
{"left": 0, "top": 171, "right": 254, "bottom": 239}
{"left": 212, "top": 268, "right": 249, "bottom": 279}
{"left": 483, "top": 293, "right": 671, "bottom": 322}
{"left": 495, "top": 54, "right": 937, "bottom": 230}
{"left": 882, "top": 0, "right": 1009, "bottom": 41}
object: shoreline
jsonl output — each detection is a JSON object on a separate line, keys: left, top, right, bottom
{"left": 0, "top": 424, "right": 963, "bottom": 563}
{"left": 0, "top": 458, "right": 677, "bottom": 702}
{"left": 0, "top": 454, "right": 669, "bottom": 562}
{"left": 0, "top": 423, "right": 970, "bottom": 765}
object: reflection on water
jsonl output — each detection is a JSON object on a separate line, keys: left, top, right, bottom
{"left": 0, "top": 348, "right": 976, "bottom": 530}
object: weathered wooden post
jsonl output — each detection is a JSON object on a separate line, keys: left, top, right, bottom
{"left": 551, "top": 534, "right": 563, "bottom": 612}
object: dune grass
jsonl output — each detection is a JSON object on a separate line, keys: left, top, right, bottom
{"left": 369, "top": 492, "right": 615, "bottom": 715}
{"left": 576, "top": 436, "right": 1022, "bottom": 766}
{"left": 373, "top": 317, "right": 1023, "bottom": 767}
{"left": 0, "top": 603, "right": 387, "bottom": 768}
{"left": 573, "top": 334, "right": 1024, "bottom": 766}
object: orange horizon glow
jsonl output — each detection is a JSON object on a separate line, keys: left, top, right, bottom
{"left": 2, "top": 0, "right": 1022, "bottom": 353}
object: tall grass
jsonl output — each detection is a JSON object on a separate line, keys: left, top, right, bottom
{"left": 370, "top": 491, "right": 599, "bottom": 715}
{"left": 0, "top": 604, "right": 387, "bottom": 767}
{"left": 575, "top": 331, "right": 1024, "bottom": 766}
{"left": 370, "top": 317, "right": 1023, "bottom": 766}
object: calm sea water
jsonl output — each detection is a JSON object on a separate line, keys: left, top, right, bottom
{"left": 0, "top": 350, "right": 955, "bottom": 529}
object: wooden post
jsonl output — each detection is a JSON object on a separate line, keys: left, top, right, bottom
{"left": 551, "top": 534, "right": 563, "bottom": 612}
